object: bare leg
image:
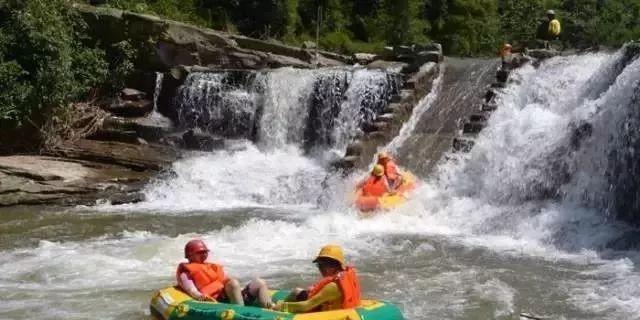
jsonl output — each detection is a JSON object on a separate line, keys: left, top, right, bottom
{"left": 224, "top": 278, "right": 244, "bottom": 306}
{"left": 247, "top": 278, "right": 273, "bottom": 308}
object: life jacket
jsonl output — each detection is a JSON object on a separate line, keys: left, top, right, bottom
{"left": 362, "top": 176, "right": 388, "bottom": 197}
{"left": 176, "top": 262, "right": 228, "bottom": 299}
{"left": 308, "top": 267, "right": 361, "bottom": 311}
{"left": 382, "top": 160, "right": 400, "bottom": 184}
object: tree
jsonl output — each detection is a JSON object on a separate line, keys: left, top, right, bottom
{"left": 426, "top": 0, "right": 501, "bottom": 55}
{"left": 498, "top": 0, "right": 545, "bottom": 47}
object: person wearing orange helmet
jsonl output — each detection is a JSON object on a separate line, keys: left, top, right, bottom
{"left": 356, "top": 164, "right": 393, "bottom": 197}
{"left": 177, "top": 239, "right": 273, "bottom": 308}
{"left": 273, "top": 245, "right": 361, "bottom": 313}
{"left": 376, "top": 152, "right": 402, "bottom": 189}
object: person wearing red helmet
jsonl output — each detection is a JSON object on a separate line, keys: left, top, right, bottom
{"left": 176, "top": 239, "right": 273, "bottom": 308}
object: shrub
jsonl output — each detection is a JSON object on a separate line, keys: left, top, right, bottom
{"left": 0, "top": 0, "right": 109, "bottom": 130}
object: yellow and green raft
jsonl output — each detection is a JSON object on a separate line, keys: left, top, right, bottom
{"left": 150, "top": 286, "right": 404, "bottom": 320}
{"left": 354, "top": 172, "right": 417, "bottom": 212}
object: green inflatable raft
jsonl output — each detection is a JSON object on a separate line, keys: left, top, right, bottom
{"left": 150, "top": 286, "right": 404, "bottom": 320}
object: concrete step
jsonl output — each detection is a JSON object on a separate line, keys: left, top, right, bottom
{"left": 462, "top": 120, "right": 487, "bottom": 134}
{"left": 332, "top": 156, "right": 359, "bottom": 170}
{"left": 469, "top": 113, "right": 489, "bottom": 122}
{"left": 452, "top": 137, "right": 475, "bottom": 153}
{"left": 485, "top": 89, "right": 497, "bottom": 103}
{"left": 482, "top": 102, "right": 498, "bottom": 112}
{"left": 383, "top": 103, "right": 403, "bottom": 114}
{"left": 377, "top": 113, "right": 395, "bottom": 122}
{"left": 390, "top": 89, "right": 414, "bottom": 103}
{"left": 345, "top": 142, "right": 363, "bottom": 156}
{"left": 362, "top": 121, "right": 389, "bottom": 133}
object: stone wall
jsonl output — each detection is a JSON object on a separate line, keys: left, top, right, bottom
{"left": 334, "top": 62, "right": 442, "bottom": 170}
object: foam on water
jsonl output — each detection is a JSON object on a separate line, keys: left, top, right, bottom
{"left": 136, "top": 143, "right": 328, "bottom": 212}
{"left": 4, "top": 50, "right": 640, "bottom": 319}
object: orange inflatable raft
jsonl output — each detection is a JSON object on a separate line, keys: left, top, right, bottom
{"left": 354, "top": 172, "right": 417, "bottom": 212}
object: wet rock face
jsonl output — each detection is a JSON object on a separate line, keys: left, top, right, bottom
{"left": 182, "top": 130, "right": 225, "bottom": 151}
{"left": 74, "top": 3, "right": 348, "bottom": 71}
{"left": 607, "top": 85, "right": 640, "bottom": 226}
{"left": 0, "top": 155, "right": 151, "bottom": 206}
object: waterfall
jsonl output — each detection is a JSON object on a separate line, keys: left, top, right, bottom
{"left": 153, "top": 72, "right": 164, "bottom": 111}
{"left": 172, "top": 67, "right": 400, "bottom": 152}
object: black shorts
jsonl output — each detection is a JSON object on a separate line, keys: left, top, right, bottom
{"left": 218, "top": 284, "right": 256, "bottom": 305}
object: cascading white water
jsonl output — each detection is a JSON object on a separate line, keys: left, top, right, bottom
{"left": 173, "top": 67, "right": 398, "bottom": 152}
{"left": 175, "top": 72, "right": 262, "bottom": 138}
{"left": 153, "top": 72, "right": 164, "bottom": 111}
{"left": 5, "top": 49, "right": 640, "bottom": 320}
{"left": 257, "top": 68, "right": 316, "bottom": 148}
{"left": 332, "top": 69, "right": 401, "bottom": 151}
{"left": 387, "top": 63, "right": 444, "bottom": 152}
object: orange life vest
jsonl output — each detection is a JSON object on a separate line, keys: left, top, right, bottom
{"left": 176, "top": 262, "right": 228, "bottom": 299}
{"left": 362, "top": 176, "right": 388, "bottom": 197}
{"left": 308, "top": 267, "right": 361, "bottom": 311}
{"left": 382, "top": 160, "right": 400, "bottom": 183}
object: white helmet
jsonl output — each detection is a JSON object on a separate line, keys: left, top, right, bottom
{"left": 546, "top": 10, "right": 556, "bottom": 15}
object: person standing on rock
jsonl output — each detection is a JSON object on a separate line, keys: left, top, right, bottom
{"left": 537, "top": 10, "right": 561, "bottom": 49}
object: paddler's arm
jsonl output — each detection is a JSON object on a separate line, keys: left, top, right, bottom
{"left": 279, "top": 283, "right": 342, "bottom": 313}
{"left": 383, "top": 177, "right": 396, "bottom": 195}
{"left": 178, "top": 272, "right": 212, "bottom": 301}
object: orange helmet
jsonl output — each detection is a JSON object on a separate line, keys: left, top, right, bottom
{"left": 378, "top": 151, "right": 391, "bottom": 160}
{"left": 184, "top": 239, "right": 209, "bottom": 258}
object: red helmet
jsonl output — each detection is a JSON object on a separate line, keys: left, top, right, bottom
{"left": 184, "top": 239, "right": 209, "bottom": 258}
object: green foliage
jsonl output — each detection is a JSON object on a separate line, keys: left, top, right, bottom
{"left": 426, "top": 0, "right": 502, "bottom": 55}
{"left": 499, "top": 0, "right": 546, "bottom": 46}
{"left": 594, "top": 0, "right": 640, "bottom": 47}
{"left": 0, "top": 0, "right": 108, "bottom": 128}
{"left": 109, "top": 0, "right": 207, "bottom": 26}
{"left": 102, "top": 0, "right": 640, "bottom": 56}
{"left": 320, "top": 31, "right": 353, "bottom": 52}
{"left": 105, "top": 41, "right": 137, "bottom": 95}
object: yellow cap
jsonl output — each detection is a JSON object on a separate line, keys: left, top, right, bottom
{"left": 372, "top": 164, "right": 384, "bottom": 177}
{"left": 313, "top": 244, "right": 345, "bottom": 269}
{"left": 378, "top": 151, "right": 391, "bottom": 160}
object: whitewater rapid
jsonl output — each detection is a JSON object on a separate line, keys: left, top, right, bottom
{"left": 2, "top": 51, "right": 640, "bottom": 319}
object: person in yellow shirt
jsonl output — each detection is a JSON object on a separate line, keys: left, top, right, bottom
{"left": 273, "top": 245, "right": 361, "bottom": 313}
{"left": 544, "top": 10, "right": 561, "bottom": 49}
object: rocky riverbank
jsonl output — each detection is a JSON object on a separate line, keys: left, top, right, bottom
{"left": 0, "top": 3, "right": 447, "bottom": 208}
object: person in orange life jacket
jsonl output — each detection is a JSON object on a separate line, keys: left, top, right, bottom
{"left": 356, "top": 165, "right": 393, "bottom": 197}
{"left": 377, "top": 152, "right": 402, "bottom": 189}
{"left": 272, "top": 245, "right": 361, "bottom": 313}
{"left": 176, "top": 239, "right": 274, "bottom": 308}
